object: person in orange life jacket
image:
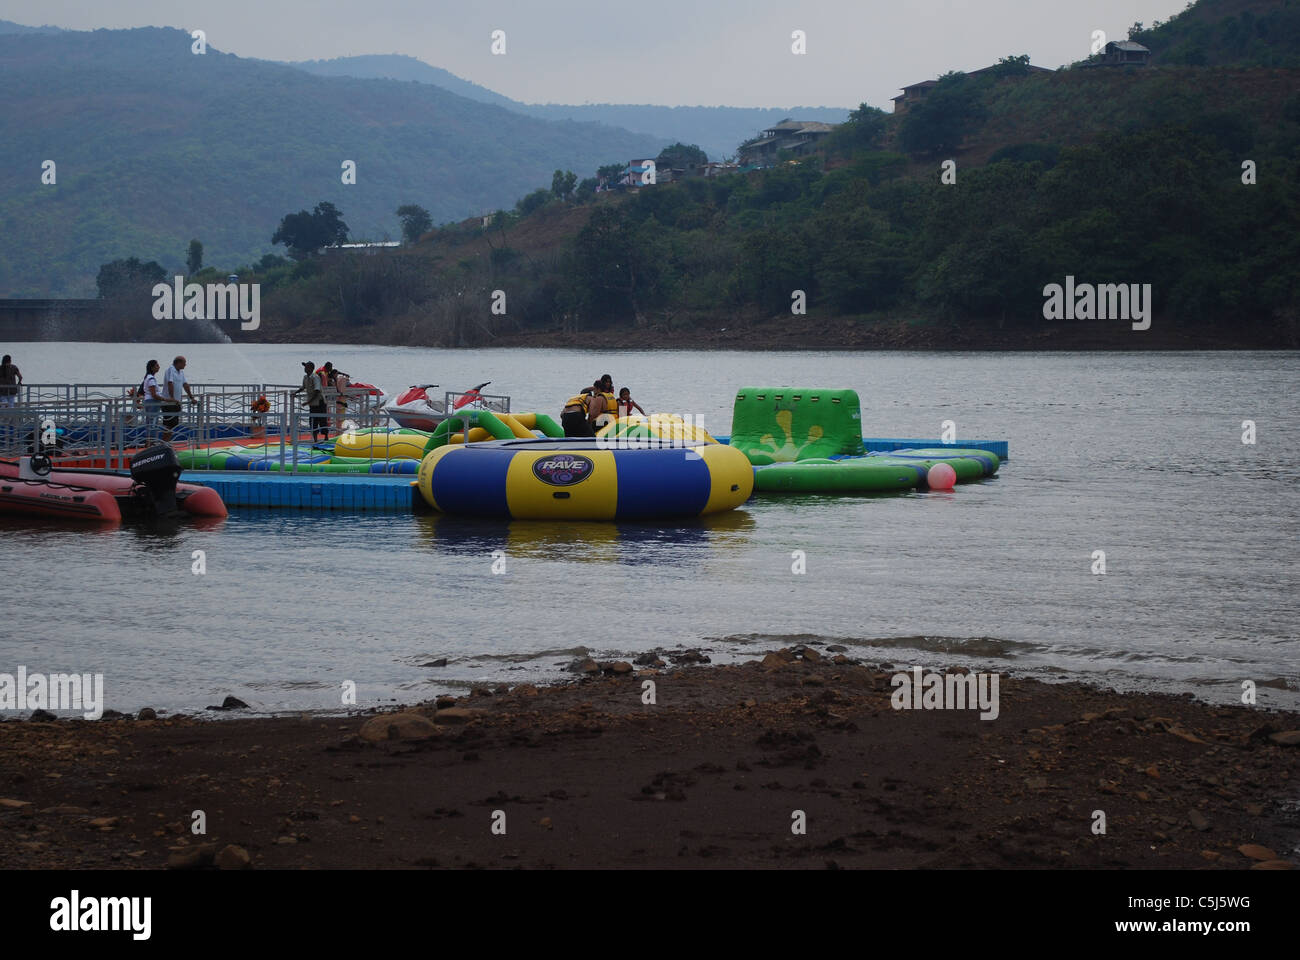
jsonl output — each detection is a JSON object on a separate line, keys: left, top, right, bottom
{"left": 617, "top": 387, "right": 645, "bottom": 419}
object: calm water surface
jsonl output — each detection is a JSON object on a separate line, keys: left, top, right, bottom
{"left": 1, "top": 343, "right": 1296, "bottom": 715}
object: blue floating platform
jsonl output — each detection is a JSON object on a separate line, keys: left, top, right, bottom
{"left": 713, "top": 437, "right": 1009, "bottom": 460}
{"left": 181, "top": 471, "right": 419, "bottom": 512}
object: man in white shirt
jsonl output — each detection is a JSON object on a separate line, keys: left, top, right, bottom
{"left": 161, "top": 355, "right": 195, "bottom": 442}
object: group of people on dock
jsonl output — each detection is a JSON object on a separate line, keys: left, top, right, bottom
{"left": 135, "top": 356, "right": 196, "bottom": 442}
{"left": 561, "top": 373, "right": 644, "bottom": 437}
{"left": 295, "top": 360, "right": 351, "bottom": 444}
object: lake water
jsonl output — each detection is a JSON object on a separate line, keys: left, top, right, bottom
{"left": 1, "top": 343, "right": 1297, "bottom": 716}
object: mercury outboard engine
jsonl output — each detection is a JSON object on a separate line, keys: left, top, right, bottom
{"left": 17, "top": 454, "right": 52, "bottom": 480}
{"left": 129, "top": 444, "right": 182, "bottom": 517}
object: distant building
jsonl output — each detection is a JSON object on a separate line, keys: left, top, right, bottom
{"left": 892, "top": 62, "right": 1052, "bottom": 114}
{"left": 1092, "top": 41, "right": 1151, "bottom": 67}
{"left": 736, "top": 120, "right": 837, "bottom": 167}
{"left": 891, "top": 80, "right": 940, "bottom": 115}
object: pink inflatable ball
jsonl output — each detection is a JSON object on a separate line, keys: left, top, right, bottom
{"left": 927, "top": 462, "right": 957, "bottom": 490}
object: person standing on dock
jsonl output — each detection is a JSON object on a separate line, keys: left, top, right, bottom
{"left": 161, "top": 356, "right": 195, "bottom": 442}
{"left": 294, "top": 360, "right": 329, "bottom": 444}
{"left": 0, "top": 355, "right": 22, "bottom": 407}
{"left": 139, "top": 359, "right": 162, "bottom": 443}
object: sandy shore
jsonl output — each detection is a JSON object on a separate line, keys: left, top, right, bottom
{"left": 2, "top": 648, "right": 1298, "bottom": 870}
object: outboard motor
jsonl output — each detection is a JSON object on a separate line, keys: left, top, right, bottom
{"left": 17, "top": 454, "right": 52, "bottom": 480}
{"left": 130, "top": 444, "right": 182, "bottom": 517}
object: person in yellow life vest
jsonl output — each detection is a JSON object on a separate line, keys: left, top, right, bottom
{"left": 561, "top": 387, "right": 595, "bottom": 437}
{"left": 595, "top": 373, "right": 617, "bottom": 430}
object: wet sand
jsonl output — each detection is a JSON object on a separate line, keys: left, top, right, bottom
{"left": 2, "top": 648, "right": 1298, "bottom": 870}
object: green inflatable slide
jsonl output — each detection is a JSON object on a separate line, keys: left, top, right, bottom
{"left": 730, "top": 387, "right": 865, "bottom": 464}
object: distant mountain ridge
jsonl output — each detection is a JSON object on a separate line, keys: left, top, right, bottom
{"left": 0, "top": 18, "right": 63, "bottom": 34}
{"left": 288, "top": 54, "right": 853, "bottom": 160}
{"left": 0, "top": 26, "right": 667, "bottom": 296}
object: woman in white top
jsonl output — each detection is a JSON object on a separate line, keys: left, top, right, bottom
{"left": 139, "top": 359, "right": 162, "bottom": 442}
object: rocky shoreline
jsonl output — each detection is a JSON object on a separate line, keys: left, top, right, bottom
{"left": 1, "top": 648, "right": 1298, "bottom": 870}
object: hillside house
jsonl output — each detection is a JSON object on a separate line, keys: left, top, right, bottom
{"left": 736, "top": 120, "right": 837, "bottom": 166}
{"left": 1096, "top": 41, "right": 1151, "bottom": 66}
{"left": 892, "top": 62, "right": 1052, "bottom": 113}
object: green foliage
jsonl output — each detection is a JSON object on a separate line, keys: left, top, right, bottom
{"left": 597, "top": 163, "right": 626, "bottom": 184}
{"left": 551, "top": 170, "right": 577, "bottom": 201}
{"left": 898, "top": 73, "right": 990, "bottom": 156}
{"left": 989, "top": 54, "right": 1032, "bottom": 78}
{"left": 1129, "top": 0, "right": 1300, "bottom": 67}
{"left": 656, "top": 142, "right": 708, "bottom": 168}
{"left": 988, "top": 143, "right": 1060, "bottom": 169}
{"left": 396, "top": 204, "right": 433, "bottom": 244}
{"left": 517, "top": 188, "right": 553, "bottom": 216}
{"left": 823, "top": 103, "right": 887, "bottom": 157}
{"left": 271, "top": 202, "right": 349, "bottom": 259}
{"left": 96, "top": 257, "right": 166, "bottom": 299}
{"left": 186, "top": 239, "right": 203, "bottom": 275}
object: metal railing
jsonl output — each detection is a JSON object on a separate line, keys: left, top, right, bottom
{"left": 1, "top": 382, "right": 516, "bottom": 469}
{"left": 2, "top": 386, "right": 424, "bottom": 474}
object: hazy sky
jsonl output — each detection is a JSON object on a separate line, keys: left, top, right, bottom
{"left": 1, "top": 0, "right": 1186, "bottom": 108}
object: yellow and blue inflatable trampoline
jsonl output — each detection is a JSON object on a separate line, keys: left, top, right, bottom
{"left": 417, "top": 437, "right": 753, "bottom": 520}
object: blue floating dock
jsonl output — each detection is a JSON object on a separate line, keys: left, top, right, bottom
{"left": 713, "top": 437, "right": 1010, "bottom": 460}
{"left": 181, "top": 471, "right": 419, "bottom": 512}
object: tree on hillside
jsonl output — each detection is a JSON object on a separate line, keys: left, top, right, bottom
{"left": 551, "top": 169, "right": 577, "bottom": 201}
{"left": 989, "top": 54, "right": 1031, "bottom": 77}
{"left": 396, "top": 204, "right": 433, "bottom": 244}
{"left": 597, "top": 162, "right": 626, "bottom": 186}
{"left": 825, "top": 103, "right": 888, "bottom": 155}
{"left": 96, "top": 257, "right": 167, "bottom": 299}
{"left": 517, "top": 188, "right": 552, "bottom": 216}
{"left": 271, "top": 201, "right": 350, "bottom": 259}
{"left": 656, "top": 142, "right": 708, "bottom": 169}
{"left": 575, "top": 177, "right": 598, "bottom": 202}
{"left": 186, "top": 239, "right": 203, "bottom": 275}
{"left": 898, "top": 72, "right": 989, "bottom": 156}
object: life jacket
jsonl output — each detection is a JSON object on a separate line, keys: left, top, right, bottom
{"left": 594, "top": 392, "right": 618, "bottom": 427}
{"left": 563, "top": 393, "right": 590, "bottom": 414}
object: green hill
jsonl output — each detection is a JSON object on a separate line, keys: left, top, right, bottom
{"left": 0, "top": 26, "right": 667, "bottom": 296}
{"left": 228, "top": 0, "right": 1298, "bottom": 347}
{"left": 1130, "top": 0, "right": 1300, "bottom": 65}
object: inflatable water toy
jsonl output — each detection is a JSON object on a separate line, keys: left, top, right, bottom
{"left": 0, "top": 448, "right": 227, "bottom": 520}
{"left": 333, "top": 427, "right": 433, "bottom": 460}
{"left": 417, "top": 437, "right": 753, "bottom": 520}
{"left": 175, "top": 444, "right": 419, "bottom": 474}
{"left": 595, "top": 414, "right": 718, "bottom": 445}
{"left": 753, "top": 448, "right": 999, "bottom": 493}
{"left": 424, "top": 410, "right": 564, "bottom": 451}
{"left": 730, "top": 387, "right": 865, "bottom": 464}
